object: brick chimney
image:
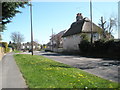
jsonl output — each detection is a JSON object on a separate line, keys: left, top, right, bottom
{"left": 76, "top": 13, "right": 83, "bottom": 22}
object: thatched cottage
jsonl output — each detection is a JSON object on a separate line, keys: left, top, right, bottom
{"left": 62, "top": 17, "right": 103, "bottom": 52}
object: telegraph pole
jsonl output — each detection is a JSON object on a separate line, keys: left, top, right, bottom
{"left": 30, "top": 1, "right": 34, "bottom": 55}
{"left": 90, "top": 0, "right": 93, "bottom": 44}
{"left": 52, "top": 28, "right": 53, "bottom": 51}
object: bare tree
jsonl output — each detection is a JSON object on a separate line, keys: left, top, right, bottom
{"left": 54, "top": 35, "right": 61, "bottom": 48}
{"left": 99, "top": 16, "right": 117, "bottom": 39}
{"left": 11, "top": 32, "right": 24, "bottom": 50}
{"left": 98, "top": 16, "right": 107, "bottom": 38}
{"left": 108, "top": 17, "right": 117, "bottom": 34}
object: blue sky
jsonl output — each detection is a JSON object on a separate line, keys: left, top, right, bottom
{"left": 2, "top": 1, "right": 118, "bottom": 44}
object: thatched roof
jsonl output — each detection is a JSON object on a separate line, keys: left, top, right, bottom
{"left": 62, "top": 18, "right": 102, "bottom": 37}
{"left": 62, "top": 19, "right": 84, "bottom": 37}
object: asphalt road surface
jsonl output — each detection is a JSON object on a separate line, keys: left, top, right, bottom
{"left": 34, "top": 51, "right": 120, "bottom": 83}
{"left": 0, "top": 52, "right": 27, "bottom": 89}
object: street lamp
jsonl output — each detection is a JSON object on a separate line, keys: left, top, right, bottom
{"left": 29, "top": 1, "right": 34, "bottom": 55}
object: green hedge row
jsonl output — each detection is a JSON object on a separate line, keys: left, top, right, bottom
{"left": 78, "top": 40, "right": 120, "bottom": 59}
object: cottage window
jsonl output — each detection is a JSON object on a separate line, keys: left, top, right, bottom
{"left": 93, "top": 33, "right": 98, "bottom": 41}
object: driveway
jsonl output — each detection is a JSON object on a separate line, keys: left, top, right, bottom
{"left": 34, "top": 51, "right": 120, "bottom": 83}
{"left": 0, "top": 52, "right": 28, "bottom": 88}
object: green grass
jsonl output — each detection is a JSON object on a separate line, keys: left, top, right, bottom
{"left": 14, "top": 54, "right": 119, "bottom": 88}
{"left": 13, "top": 50, "right": 22, "bottom": 53}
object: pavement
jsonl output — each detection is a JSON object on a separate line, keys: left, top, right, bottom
{"left": 34, "top": 51, "right": 120, "bottom": 83}
{"left": 0, "top": 52, "right": 28, "bottom": 89}
{"left": 0, "top": 56, "right": 2, "bottom": 90}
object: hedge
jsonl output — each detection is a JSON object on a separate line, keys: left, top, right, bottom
{"left": 0, "top": 42, "right": 10, "bottom": 53}
{"left": 78, "top": 39, "right": 120, "bottom": 58}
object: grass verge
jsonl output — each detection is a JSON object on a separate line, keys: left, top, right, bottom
{"left": 13, "top": 50, "right": 22, "bottom": 53}
{"left": 14, "top": 54, "right": 119, "bottom": 88}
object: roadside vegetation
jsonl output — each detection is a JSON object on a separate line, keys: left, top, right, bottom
{"left": 0, "top": 42, "right": 10, "bottom": 53}
{"left": 13, "top": 50, "right": 22, "bottom": 53}
{"left": 79, "top": 39, "right": 120, "bottom": 59}
{"left": 79, "top": 34, "right": 120, "bottom": 59}
{"left": 14, "top": 54, "right": 119, "bottom": 88}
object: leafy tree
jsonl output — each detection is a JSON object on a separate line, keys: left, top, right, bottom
{"left": 80, "top": 33, "right": 89, "bottom": 41}
{"left": 0, "top": 24, "right": 6, "bottom": 32}
{"left": 2, "top": 2, "right": 28, "bottom": 25}
{"left": 0, "top": 2, "right": 28, "bottom": 40}
{"left": 0, "top": 2, "right": 28, "bottom": 32}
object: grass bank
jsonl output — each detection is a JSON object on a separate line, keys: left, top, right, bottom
{"left": 14, "top": 54, "right": 119, "bottom": 88}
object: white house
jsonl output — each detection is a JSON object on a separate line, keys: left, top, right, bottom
{"left": 21, "top": 42, "right": 41, "bottom": 50}
{"left": 62, "top": 17, "right": 103, "bottom": 52}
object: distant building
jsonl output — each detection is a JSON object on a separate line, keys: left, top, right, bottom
{"left": 118, "top": 1, "right": 120, "bottom": 39}
{"left": 21, "top": 41, "right": 41, "bottom": 50}
{"left": 46, "top": 30, "right": 66, "bottom": 52}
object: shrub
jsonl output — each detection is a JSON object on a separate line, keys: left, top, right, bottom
{"left": 106, "top": 40, "right": 120, "bottom": 57}
{"left": 8, "top": 44, "right": 15, "bottom": 51}
{"left": 0, "top": 42, "right": 10, "bottom": 53}
{"left": 2, "top": 42, "right": 8, "bottom": 53}
{"left": 80, "top": 33, "right": 89, "bottom": 41}
{"left": 93, "top": 40, "right": 106, "bottom": 54}
{"left": 78, "top": 40, "right": 90, "bottom": 54}
{"left": 6, "top": 47, "right": 10, "bottom": 53}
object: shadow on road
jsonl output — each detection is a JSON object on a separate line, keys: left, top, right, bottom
{"left": 42, "top": 53, "right": 63, "bottom": 56}
{"left": 42, "top": 52, "right": 120, "bottom": 61}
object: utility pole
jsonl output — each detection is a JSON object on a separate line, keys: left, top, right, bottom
{"left": 52, "top": 28, "right": 53, "bottom": 51}
{"left": 30, "top": 1, "right": 34, "bottom": 55}
{"left": 90, "top": 0, "right": 93, "bottom": 44}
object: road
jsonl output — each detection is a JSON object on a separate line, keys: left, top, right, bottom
{"left": 0, "top": 52, "right": 28, "bottom": 89}
{"left": 34, "top": 51, "right": 120, "bottom": 83}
